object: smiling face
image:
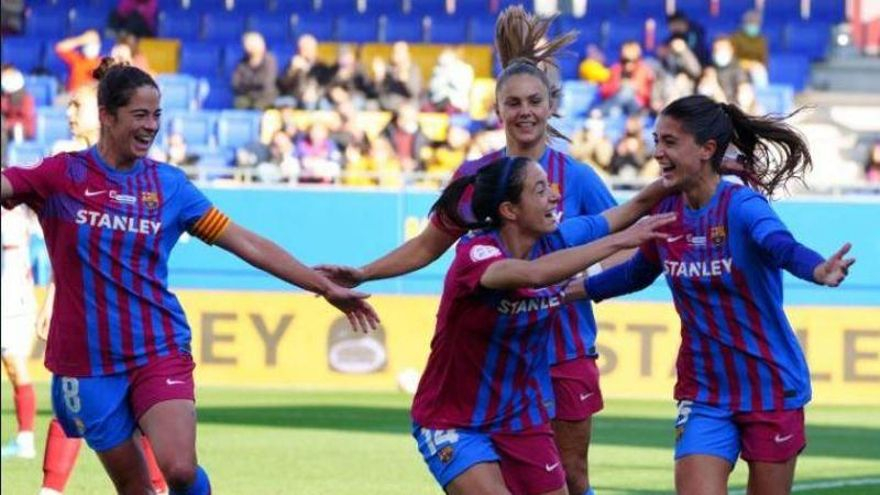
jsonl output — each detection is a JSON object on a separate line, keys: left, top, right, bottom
{"left": 502, "top": 161, "right": 560, "bottom": 236}
{"left": 653, "top": 114, "right": 717, "bottom": 190}
{"left": 99, "top": 85, "right": 161, "bottom": 165}
{"left": 496, "top": 73, "right": 552, "bottom": 153}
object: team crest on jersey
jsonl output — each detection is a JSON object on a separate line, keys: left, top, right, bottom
{"left": 141, "top": 191, "right": 160, "bottom": 210}
{"left": 710, "top": 225, "right": 726, "bottom": 245}
{"left": 469, "top": 244, "right": 502, "bottom": 262}
{"left": 438, "top": 446, "right": 454, "bottom": 464}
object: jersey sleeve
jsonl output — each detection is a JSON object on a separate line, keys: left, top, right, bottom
{"left": 585, "top": 250, "right": 662, "bottom": 302}
{"left": 731, "top": 189, "right": 789, "bottom": 244}
{"left": 568, "top": 160, "right": 618, "bottom": 213}
{"left": 2, "top": 156, "right": 64, "bottom": 211}
{"left": 556, "top": 214, "right": 611, "bottom": 247}
{"left": 453, "top": 240, "right": 506, "bottom": 294}
{"left": 177, "top": 177, "right": 230, "bottom": 245}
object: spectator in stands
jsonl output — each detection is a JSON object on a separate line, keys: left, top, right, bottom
{"left": 296, "top": 121, "right": 342, "bottom": 184}
{"left": 698, "top": 37, "right": 753, "bottom": 110}
{"left": 427, "top": 47, "right": 475, "bottom": 114}
{"left": 731, "top": 9, "right": 769, "bottom": 87}
{"left": 608, "top": 115, "right": 651, "bottom": 179}
{"left": 865, "top": 141, "right": 880, "bottom": 183}
{"left": 277, "top": 34, "right": 335, "bottom": 108}
{"left": 374, "top": 41, "right": 422, "bottom": 111}
{"left": 666, "top": 11, "right": 710, "bottom": 66}
{"left": 598, "top": 41, "right": 655, "bottom": 117}
{"left": 341, "top": 140, "right": 373, "bottom": 187}
{"left": 424, "top": 123, "right": 471, "bottom": 183}
{"left": 651, "top": 35, "right": 702, "bottom": 113}
{"left": 232, "top": 32, "right": 278, "bottom": 111}
{"left": 0, "top": 65, "right": 36, "bottom": 144}
{"left": 108, "top": 0, "right": 158, "bottom": 38}
{"left": 55, "top": 30, "right": 103, "bottom": 93}
{"left": 327, "top": 45, "right": 377, "bottom": 111}
{"left": 578, "top": 44, "right": 611, "bottom": 84}
{"left": 1, "top": 0, "right": 24, "bottom": 35}
{"left": 570, "top": 112, "right": 614, "bottom": 174}
{"left": 381, "top": 101, "right": 429, "bottom": 177}
{"left": 369, "top": 136, "right": 404, "bottom": 187}
{"left": 165, "top": 132, "right": 199, "bottom": 168}
{"left": 110, "top": 33, "right": 152, "bottom": 74}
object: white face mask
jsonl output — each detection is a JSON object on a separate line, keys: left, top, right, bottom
{"left": 82, "top": 42, "right": 101, "bottom": 58}
{"left": 1, "top": 70, "right": 25, "bottom": 93}
{"left": 713, "top": 51, "right": 733, "bottom": 67}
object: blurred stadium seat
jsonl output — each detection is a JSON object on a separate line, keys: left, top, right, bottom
{"left": 809, "top": 0, "right": 847, "bottom": 23}
{"left": 202, "top": 12, "right": 248, "bottom": 43}
{"left": 158, "top": 10, "right": 201, "bottom": 40}
{"left": 383, "top": 14, "right": 425, "bottom": 43}
{"left": 2, "top": 38, "right": 44, "bottom": 73}
{"left": 36, "top": 107, "right": 71, "bottom": 145}
{"left": 627, "top": 0, "right": 667, "bottom": 20}
{"left": 762, "top": 0, "right": 802, "bottom": 23}
{"left": 68, "top": 6, "right": 107, "bottom": 34}
{"left": 166, "top": 110, "right": 218, "bottom": 147}
{"left": 467, "top": 15, "right": 495, "bottom": 44}
{"left": 7, "top": 143, "right": 48, "bottom": 167}
{"left": 293, "top": 13, "right": 336, "bottom": 40}
{"left": 156, "top": 74, "right": 200, "bottom": 110}
{"left": 335, "top": 14, "right": 381, "bottom": 43}
{"left": 246, "top": 13, "right": 293, "bottom": 45}
{"left": 768, "top": 53, "right": 810, "bottom": 91}
{"left": 755, "top": 84, "right": 795, "bottom": 115}
{"left": 25, "top": 76, "right": 59, "bottom": 107}
{"left": 786, "top": 21, "right": 832, "bottom": 61}
{"left": 217, "top": 110, "right": 263, "bottom": 149}
{"left": 179, "top": 42, "right": 224, "bottom": 78}
{"left": 26, "top": 7, "right": 70, "bottom": 38}
{"left": 427, "top": 15, "right": 470, "bottom": 44}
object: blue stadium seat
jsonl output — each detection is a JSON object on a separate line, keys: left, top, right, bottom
{"left": 704, "top": 18, "right": 740, "bottom": 44}
{"left": 409, "top": 0, "right": 447, "bottom": 16}
{"left": 2, "top": 38, "right": 44, "bottom": 73}
{"left": 185, "top": 0, "right": 229, "bottom": 14}
{"left": 273, "top": 45, "right": 296, "bottom": 71}
{"left": 675, "top": 0, "right": 712, "bottom": 20}
{"left": 559, "top": 80, "right": 598, "bottom": 119}
{"left": 156, "top": 74, "right": 200, "bottom": 110}
{"left": 762, "top": 0, "right": 802, "bottom": 23}
{"left": 755, "top": 83, "right": 794, "bottom": 115}
{"left": 427, "top": 15, "right": 469, "bottom": 44}
{"left": 233, "top": 0, "right": 270, "bottom": 15}
{"left": 7, "top": 143, "right": 48, "bottom": 167}
{"left": 494, "top": 0, "right": 530, "bottom": 14}
{"left": 762, "top": 21, "right": 787, "bottom": 52}
{"left": 768, "top": 53, "right": 809, "bottom": 91}
{"left": 42, "top": 39, "right": 72, "bottom": 86}
{"left": 604, "top": 20, "right": 644, "bottom": 56}
{"left": 26, "top": 7, "right": 70, "bottom": 38}
{"left": 202, "top": 79, "right": 235, "bottom": 109}
{"left": 585, "top": 0, "right": 621, "bottom": 19}
{"left": 809, "top": 0, "right": 846, "bottom": 23}
{"left": 179, "top": 42, "right": 224, "bottom": 78}
{"left": 216, "top": 110, "right": 262, "bottom": 149}
{"left": 36, "top": 107, "right": 71, "bottom": 145}
{"left": 24, "top": 76, "right": 59, "bottom": 107}
{"left": 246, "top": 13, "right": 292, "bottom": 45}
{"left": 202, "top": 12, "right": 247, "bottom": 43}
{"left": 365, "top": 0, "right": 402, "bottom": 15}
{"left": 189, "top": 145, "right": 235, "bottom": 175}
{"left": 555, "top": 15, "right": 604, "bottom": 58}
{"left": 316, "top": 0, "right": 358, "bottom": 12}
{"left": 718, "top": 0, "right": 754, "bottom": 19}
{"left": 335, "top": 14, "right": 381, "bottom": 43}
{"left": 166, "top": 110, "right": 218, "bottom": 147}
{"left": 556, "top": 57, "right": 580, "bottom": 82}
{"left": 223, "top": 42, "right": 245, "bottom": 76}
{"left": 786, "top": 21, "right": 832, "bottom": 61}
{"left": 467, "top": 15, "right": 495, "bottom": 44}
{"left": 158, "top": 10, "right": 201, "bottom": 40}
{"left": 383, "top": 14, "right": 424, "bottom": 43}
{"left": 627, "top": 0, "right": 667, "bottom": 19}
{"left": 69, "top": 6, "right": 107, "bottom": 34}
{"left": 293, "top": 13, "right": 336, "bottom": 41}
{"left": 454, "top": 0, "right": 487, "bottom": 17}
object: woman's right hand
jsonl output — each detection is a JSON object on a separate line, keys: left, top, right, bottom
{"left": 314, "top": 264, "right": 366, "bottom": 288}
{"left": 614, "top": 212, "right": 676, "bottom": 249}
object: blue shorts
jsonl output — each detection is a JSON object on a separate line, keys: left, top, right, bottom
{"left": 674, "top": 400, "right": 806, "bottom": 465}
{"left": 51, "top": 373, "right": 137, "bottom": 452}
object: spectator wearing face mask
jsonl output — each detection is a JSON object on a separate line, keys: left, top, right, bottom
{"left": 699, "top": 37, "right": 751, "bottom": 108}
{"left": 598, "top": 41, "right": 655, "bottom": 117}
{"left": 731, "top": 10, "right": 769, "bottom": 87}
{"left": 55, "top": 30, "right": 103, "bottom": 93}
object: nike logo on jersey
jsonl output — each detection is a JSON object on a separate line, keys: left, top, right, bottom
{"left": 545, "top": 462, "right": 560, "bottom": 472}
{"left": 166, "top": 378, "right": 186, "bottom": 386}
{"left": 663, "top": 258, "right": 732, "bottom": 278}
{"left": 579, "top": 393, "right": 594, "bottom": 401}
{"left": 75, "top": 210, "right": 161, "bottom": 235}
{"left": 774, "top": 433, "right": 794, "bottom": 444}
{"left": 666, "top": 235, "right": 683, "bottom": 243}
{"left": 84, "top": 189, "right": 106, "bottom": 197}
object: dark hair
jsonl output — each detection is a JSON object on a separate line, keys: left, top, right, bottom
{"left": 93, "top": 57, "right": 158, "bottom": 116}
{"left": 431, "top": 156, "right": 532, "bottom": 230}
{"left": 660, "top": 95, "right": 812, "bottom": 196}
{"left": 494, "top": 5, "right": 577, "bottom": 142}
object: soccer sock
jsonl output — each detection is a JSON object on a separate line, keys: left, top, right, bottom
{"left": 140, "top": 436, "right": 169, "bottom": 493}
{"left": 42, "top": 419, "right": 82, "bottom": 492}
{"left": 169, "top": 465, "right": 211, "bottom": 495}
{"left": 14, "top": 384, "right": 36, "bottom": 433}
{"left": 583, "top": 487, "right": 596, "bottom": 495}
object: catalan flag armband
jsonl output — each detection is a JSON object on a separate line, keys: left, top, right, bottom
{"left": 190, "top": 207, "right": 231, "bottom": 245}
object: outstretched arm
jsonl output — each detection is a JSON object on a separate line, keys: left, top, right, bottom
{"left": 214, "top": 222, "right": 379, "bottom": 332}
{"left": 316, "top": 221, "right": 457, "bottom": 287}
{"left": 480, "top": 213, "right": 674, "bottom": 290}
{"left": 601, "top": 179, "right": 671, "bottom": 233}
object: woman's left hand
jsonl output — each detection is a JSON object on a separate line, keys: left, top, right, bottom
{"left": 322, "top": 285, "right": 381, "bottom": 333}
{"left": 813, "top": 243, "right": 856, "bottom": 287}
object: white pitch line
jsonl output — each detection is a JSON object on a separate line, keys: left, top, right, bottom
{"left": 730, "top": 477, "right": 880, "bottom": 494}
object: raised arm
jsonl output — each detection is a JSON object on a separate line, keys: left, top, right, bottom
{"left": 480, "top": 213, "right": 674, "bottom": 290}
{"left": 316, "top": 221, "right": 457, "bottom": 287}
{"left": 600, "top": 179, "right": 670, "bottom": 233}
{"left": 214, "top": 222, "right": 379, "bottom": 332}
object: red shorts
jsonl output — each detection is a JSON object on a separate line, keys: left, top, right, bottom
{"left": 128, "top": 353, "right": 196, "bottom": 420}
{"left": 738, "top": 408, "right": 806, "bottom": 462}
{"left": 491, "top": 424, "right": 566, "bottom": 495}
{"left": 550, "top": 356, "right": 604, "bottom": 421}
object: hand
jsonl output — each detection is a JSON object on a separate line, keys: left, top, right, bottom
{"left": 314, "top": 264, "right": 365, "bottom": 288}
{"left": 813, "top": 243, "right": 855, "bottom": 287}
{"left": 670, "top": 38, "right": 687, "bottom": 53}
{"left": 615, "top": 212, "right": 676, "bottom": 248}
{"left": 322, "top": 284, "right": 380, "bottom": 333}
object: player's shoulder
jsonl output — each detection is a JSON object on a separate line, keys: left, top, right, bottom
{"left": 453, "top": 149, "right": 504, "bottom": 179}
{"left": 557, "top": 150, "right": 609, "bottom": 184}
{"left": 456, "top": 231, "right": 506, "bottom": 263}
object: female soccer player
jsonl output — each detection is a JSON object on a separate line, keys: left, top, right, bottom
{"left": 1, "top": 58, "right": 379, "bottom": 495}
{"left": 574, "top": 94, "right": 855, "bottom": 495}
{"left": 319, "top": 8, "right": 614, "bottom": 494}
{"left": 413, "top": 155, "right": 673, "bottom": 495}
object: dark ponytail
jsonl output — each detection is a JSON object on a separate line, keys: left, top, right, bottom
{"left": 661, "top": 95, "right": 812, "bottom": 196}
{"left": 431, "top": 157, "right": 532, "bottom": 231}
{"left": 93, "top": 57, "right": 159, "bottom": 116}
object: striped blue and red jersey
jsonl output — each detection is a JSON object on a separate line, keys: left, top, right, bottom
{"left": 2, "top": 147, "right": 230, "bottom": 377}
{"left": 431, "top": 147, "right": 617, "bottom": 365}
{"left": 412, "top": 215, "right": 610, "bottom": 432}
{"left": 589, "top": 181, "right": 811, "bottom": 411}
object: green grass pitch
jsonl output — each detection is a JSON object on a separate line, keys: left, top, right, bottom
{"left": 2, "top": 384, "right": 878, "bottom": 494}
